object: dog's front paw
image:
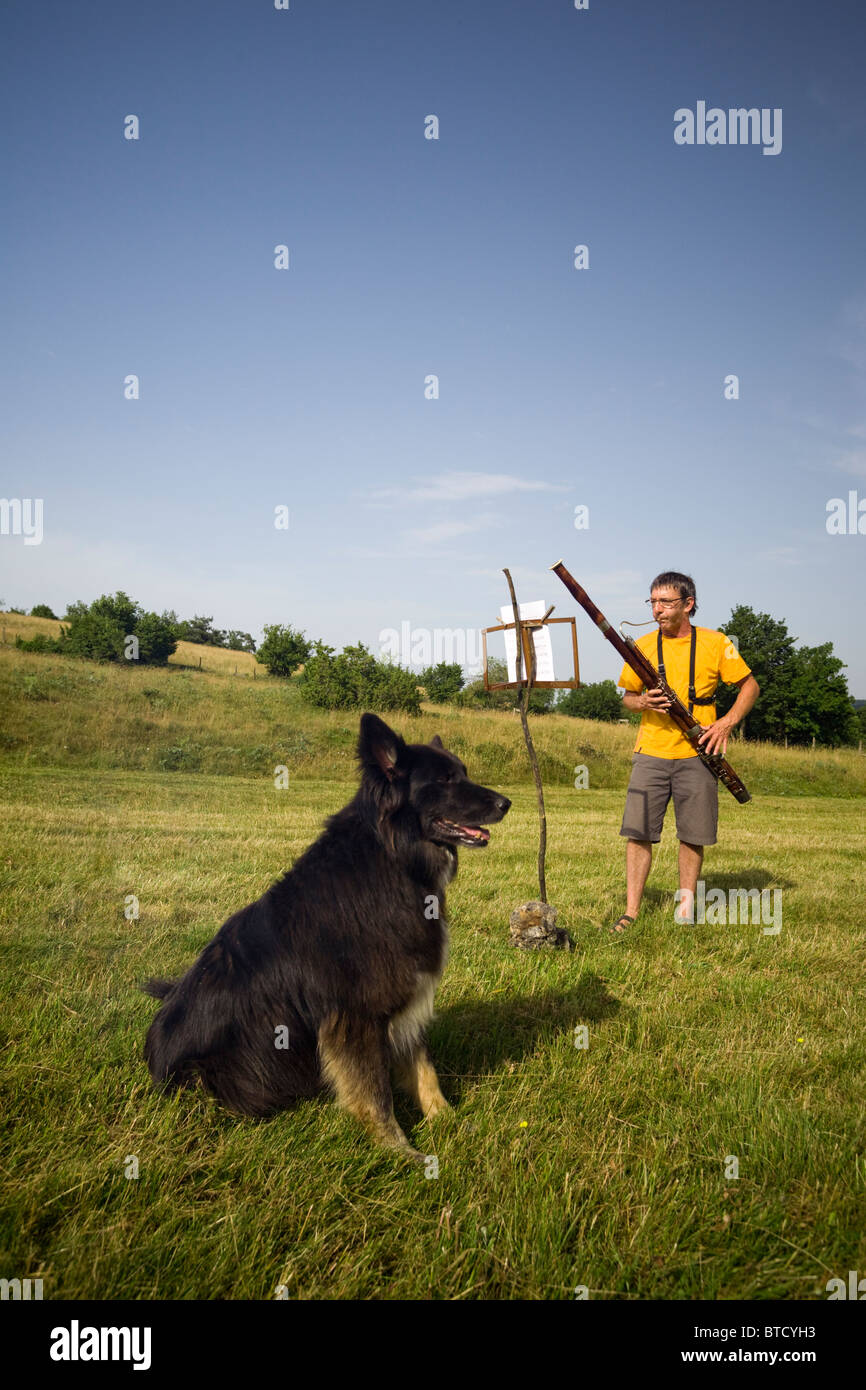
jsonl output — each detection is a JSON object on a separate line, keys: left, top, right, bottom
{"left": 423, "top": 1095, "right": 452, "bottom": 1119}
{"left": 388, "top": 1140, "right": 428, "bottom": 1166}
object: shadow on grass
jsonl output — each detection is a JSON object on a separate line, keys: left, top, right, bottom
{"left": 640, "top": 866, "right": 796, "bottom": 911}
{"left": 430, "top": 972, "right": 621, "bottom": 1083}
{"left": 139, "top": 975, "right": 622, "bottom": 1145}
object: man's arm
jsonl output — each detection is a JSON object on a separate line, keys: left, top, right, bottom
{"left": 697, "top": 674, "right": 760, "bottom": 756}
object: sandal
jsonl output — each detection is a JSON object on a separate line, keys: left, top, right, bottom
{"left": 607, "top": 914, "right": 635, "bottom": 938}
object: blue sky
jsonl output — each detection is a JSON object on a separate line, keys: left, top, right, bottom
{"left": 2, "top": 0, "right": 865, "bottom": 690}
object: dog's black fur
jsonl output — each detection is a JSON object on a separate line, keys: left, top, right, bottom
{"left": 143, "top": 713, "right": 510, "bottom": 1158}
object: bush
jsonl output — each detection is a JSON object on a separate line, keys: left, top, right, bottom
{"left": 456, "top": 657, "right": 555, "bottom": 713}
{"left": 63, "top": 609, "right": 126, "bottom": 662}
{"left": 557, "top": 679, "right": 625, "bottom": 722}
{"left": 418, "top": 662, "right": 464, "bottom": 703}
{"left": 16, "top": 633, "right": 64, "bottom": 655}
{"left": 299, "top": 642, "right": 421, "bottom": 713}
{"left": 24, "top": 592, "right": 179, "bottom": 666}
{"left": 30, "top": 604, "right": 58, "bottom": 620}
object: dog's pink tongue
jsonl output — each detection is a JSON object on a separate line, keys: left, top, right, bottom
{"left": 461, "top": 825, "right": 489, "bottom": 842}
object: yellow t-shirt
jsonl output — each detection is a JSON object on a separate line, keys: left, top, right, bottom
{"left": 618, "top": 626, "right": 751, "bottom": 759}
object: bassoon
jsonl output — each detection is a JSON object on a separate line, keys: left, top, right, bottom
{"left": 551, "top": 560, "right": 751, "bottom": 804}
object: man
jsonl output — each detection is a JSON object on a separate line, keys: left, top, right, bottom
{"left": 611, "top": 571, "right": 759, "bottom": 937}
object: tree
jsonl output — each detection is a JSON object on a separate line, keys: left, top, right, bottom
{"left": 257, "top": 624, "right": 311, "bottom": 678}
{"left": 167, "top": 613, "right": 254, "bottom": 650}
{"left": 418, "top": 662, "right": 464, "bottom": 703}
{"left": 557, "top": 679, "right": 624, "bottom": 722}
{"left": 175, "top": 614, "right": 225, "bottom": 646}
{"left": 88, "top": 591, "right": 142, "bottom": 635}
{"left": 30, "top": 603, "right": 57, "bottom": 620}
{"left": 714, "top": 606, "right": 797, "bottom": 742}
{"left": 135, "top": 612, "right": 178, "bottom": 666}
{"left": 716, "top": 605, "right": 855, "bottom": 746}
{"left": 785, "top": 643, "right": 858, "bottom": 747}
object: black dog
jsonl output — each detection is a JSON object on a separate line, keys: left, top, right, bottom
{"left": 143, "top": 713, "right": 510, "bottom": 1160}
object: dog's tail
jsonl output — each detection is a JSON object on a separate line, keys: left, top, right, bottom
{"left": 141, "top": 977, "right": 177, "bottom": 1001}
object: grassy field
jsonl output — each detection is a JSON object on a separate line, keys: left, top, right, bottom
{"left": 2, "top": 746, "right": 865, "bottom": 1299}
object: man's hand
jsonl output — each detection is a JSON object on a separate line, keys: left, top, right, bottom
{"left": 640, "top": 688, "right": 672, "bottom": 711}
{"left": 697, "top": 717, "right": 736, "bottom": 757}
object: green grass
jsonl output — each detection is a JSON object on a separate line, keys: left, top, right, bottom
{"left": 2, "top": 764, "right": 864, "bottom": 1300}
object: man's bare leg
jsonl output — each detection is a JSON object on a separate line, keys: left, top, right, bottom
{"left": 625, "top": 838, "right": 653, "bottom": 919}
{"left": 675, "top": 840, "right": 704, "bottom": 923}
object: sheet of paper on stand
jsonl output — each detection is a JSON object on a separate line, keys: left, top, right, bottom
{"left": 499, "top": 600, "right": 556, "bottom": 683}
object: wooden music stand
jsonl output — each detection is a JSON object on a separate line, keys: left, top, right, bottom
{"left": 481, "top": 610, "right": 579, "bottom": 690}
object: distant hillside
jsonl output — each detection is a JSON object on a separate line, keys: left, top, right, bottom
{"left": 0, "top": 611, "right": 267, "bottom": 677}
{"left": 1, "top": 641, "right": 865, "bottom": 796}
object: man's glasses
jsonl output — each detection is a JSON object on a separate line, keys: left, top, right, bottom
{"left": 645, "top": 597, "right": 683, "bottom": 609}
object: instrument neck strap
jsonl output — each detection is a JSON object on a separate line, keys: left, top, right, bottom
{"left": 657, "top": 625, "right": 715, "bottom": 715}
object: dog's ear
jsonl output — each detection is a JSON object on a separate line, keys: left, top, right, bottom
{"left": 358, "top": 713, "right": 405, "bottom": 781}
{"left": 429, "top": 734, "right": 445, "bottom": 750}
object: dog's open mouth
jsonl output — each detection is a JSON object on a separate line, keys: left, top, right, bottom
{"left": 431, "top": 818, "right": 491, "bottom": 848}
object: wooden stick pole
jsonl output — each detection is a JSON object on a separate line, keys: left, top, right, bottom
{"left": 503, "top": 568, "right": 547, "bottom": 903}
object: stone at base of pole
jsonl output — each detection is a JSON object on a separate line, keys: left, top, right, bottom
{"left": 509, "top": 900, "right": 574, "bottom": 951}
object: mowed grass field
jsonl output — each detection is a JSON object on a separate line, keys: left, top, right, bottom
{"left": 2, "top": 759, "right": 865, "bottom": 1298}
{"left": 1, "top": 640, "right": 865, "bottom": 1299}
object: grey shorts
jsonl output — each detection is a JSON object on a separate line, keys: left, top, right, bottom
{"left": 620, "top": 752, "right": 718, "bottom": 846}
